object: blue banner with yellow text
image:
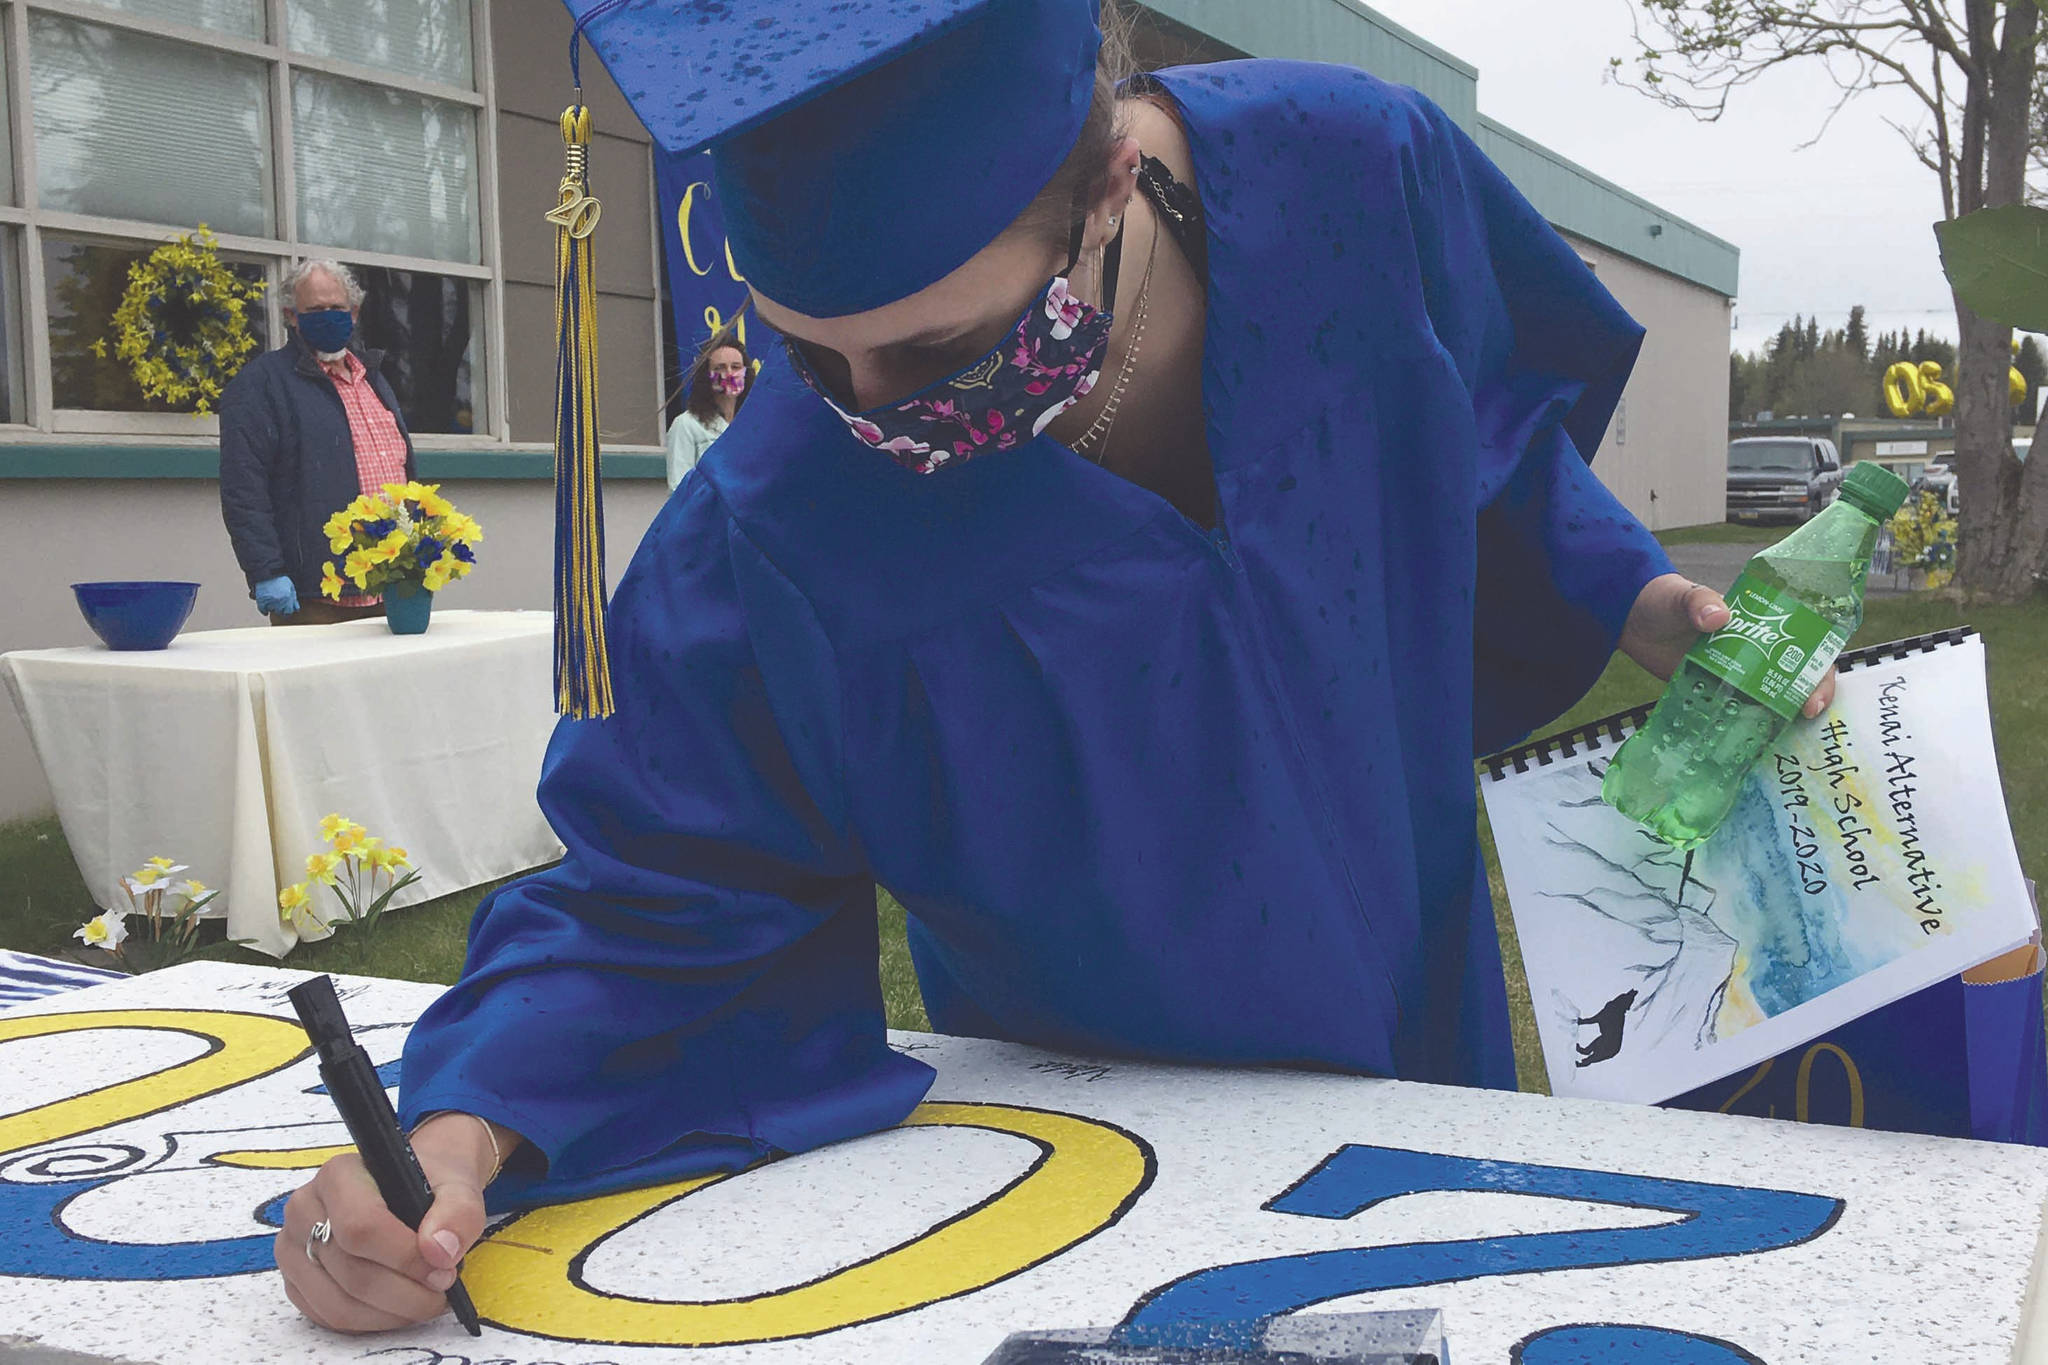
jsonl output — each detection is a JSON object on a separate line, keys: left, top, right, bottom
{"left": 655, "top": 149, "right": 751, "bottom": 371}
{"left": 1664, "top": 965, "right": 2048, "bottom": 1145}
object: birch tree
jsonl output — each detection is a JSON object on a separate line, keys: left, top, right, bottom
{"left": 1619, "top": 0, "right": 2047, "bottom": 601}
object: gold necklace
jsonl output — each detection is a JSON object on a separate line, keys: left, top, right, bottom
{"left": 1072, "top": 213, "right": 1158, "bottom": 463}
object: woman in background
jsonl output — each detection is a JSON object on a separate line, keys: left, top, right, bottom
{"left": 663, "top": 325, "right": 752, "bottom": 489}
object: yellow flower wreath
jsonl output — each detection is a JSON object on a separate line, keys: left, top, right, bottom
{"left": 95, "top": 226, "right": 266, "bottom": 416}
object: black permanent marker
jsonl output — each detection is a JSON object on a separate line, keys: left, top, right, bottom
{"left": 287, "top": 974, "right": 483, "bottom": 1337}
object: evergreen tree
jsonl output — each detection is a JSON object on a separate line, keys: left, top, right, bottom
{"left": 1908, "top": 332, "right": 1958, "bottom": 372}
{"left": 1845, "top": 305, "right": 1869, "bottom": 361}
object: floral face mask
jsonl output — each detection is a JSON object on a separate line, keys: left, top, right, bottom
{"left": 710, "top": 369, "right": 747, "bottom": 396}
{"left": 785, "top": 277, "right": 1112, "bottom": 475}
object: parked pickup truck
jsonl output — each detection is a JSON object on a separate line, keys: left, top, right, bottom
{"left": 1726, "top": 437, "right": 1843, "bottom": 524}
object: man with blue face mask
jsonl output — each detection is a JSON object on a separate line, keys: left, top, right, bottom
{"left": 218, "top": 260, "right": 417, "bottom": 624}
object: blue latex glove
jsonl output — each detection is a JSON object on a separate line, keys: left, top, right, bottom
{"left": 253, "top": 575, "right": 299, "bottom": 617}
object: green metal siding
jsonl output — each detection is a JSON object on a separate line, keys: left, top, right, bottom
{"left": 1476, "top": 117, "right": 1740, "bottom": 298}
{"left": 1138, "top": 0, "right": 1478, "bottom": 129}
{"left": 1137, "top": 0, "right": 1738, "bottom": 299}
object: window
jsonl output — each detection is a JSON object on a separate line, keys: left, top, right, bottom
{"left": 29, "top": 14, "right": 272, "bottom": 237}
{"left": 0, "top": 0, "right": 499, "bottom": 439}
{"left": 286, "top": 0, "right": 472, "bottom": 88}
{"left": 93, "top": 0, "right": 263, "bottom": 40}
{"left": 355, "top": 265, "right": 482, "bottom": 435}
{"left": 293, "top": 71, "right": 479, "bottom": 263}
{"left": 44, "top": 236, "right": 268, "bottom": 412}
{"left": 0, "top": 231, "right": 26, "bottom": 424}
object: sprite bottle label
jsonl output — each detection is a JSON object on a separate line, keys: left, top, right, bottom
{"left": 1686, "top": 572, "right": 1847, "bottom": 721}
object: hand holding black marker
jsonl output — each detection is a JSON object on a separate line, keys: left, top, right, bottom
{"left": 287, "top": 974, "right": 484, "bottom": 1337}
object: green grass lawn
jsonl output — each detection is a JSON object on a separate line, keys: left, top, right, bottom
{"left": 0, "top": 820, "right": 936, "bottom": 1030}
{"left": 4, "top": 571, "right": 2038, "bottom": 1092}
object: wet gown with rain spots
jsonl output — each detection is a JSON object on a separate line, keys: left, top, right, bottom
{"left": 398, "top": 60, "right": 1679, "bottom": 1204}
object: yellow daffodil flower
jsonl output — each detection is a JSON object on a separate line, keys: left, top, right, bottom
{"left": 75, "top": 910, "right": 129, "bottom": 951}
{"left": 423, "top": 560, "right": 454, "bottom": 592}
{"left": 181, "top": 879, "right": 206, "bottom": 897}
{"left": 146, "top": 856, "right": 177, "bottom": 871}
{"left": 318, "top": 813, "right": 349, "bottom": 839}
{"left": 133, "top": 867, "right": 163, "bottom": 886}
{"left": 321, "top": 562, "right": 345, "bottom": 601}
{"left": 278, "top": 881, "right": 327, "bottom": 936}
{"left": 331, "top": 825, "right": 366, "bottom": 854}
{"left": 415, "top": 487, "right": 453, "bottom": 518}
{"left": 367, "top": 844, "right": 410, "bottom": 871}
{"left": 344, "top": 550, "right": 374, "bottom": 588}
{"left": 305, "top": 851, "right": 343, "bottom": 885}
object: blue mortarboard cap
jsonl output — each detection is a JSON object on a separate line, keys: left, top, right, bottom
{"left": 565, "top": 0, "right": 1103, "bottom": 317}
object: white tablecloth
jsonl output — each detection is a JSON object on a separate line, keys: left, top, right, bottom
{"left": 3, "top": 610, "right": 565, "bottom": 955}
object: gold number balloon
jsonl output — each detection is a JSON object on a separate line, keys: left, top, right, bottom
{"left": 1883, "top": 361, "right": 1924, "bottom": 418}
{"left": 1884, "top": 354, "right": 2027, "bottom": 415}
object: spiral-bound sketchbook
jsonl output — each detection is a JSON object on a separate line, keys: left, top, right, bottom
{"left": 1481, "top": 629, "right": 2037, "bottom": 1106}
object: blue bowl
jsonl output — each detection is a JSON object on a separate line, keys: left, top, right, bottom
{"left": 72, "top": 581, "right": 200, "bottom": 651}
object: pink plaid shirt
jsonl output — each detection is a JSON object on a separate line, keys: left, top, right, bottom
{"left": 325, "top": 351, "right": 410, "bottom": 606}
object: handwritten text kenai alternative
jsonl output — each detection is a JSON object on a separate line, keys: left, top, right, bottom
{"left": 1876, "top": 675, "right": 1948, "bottom": 934}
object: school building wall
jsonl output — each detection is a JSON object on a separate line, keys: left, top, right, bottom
{"left": 1, "top": 0, "right": 1736, "bottom": 827}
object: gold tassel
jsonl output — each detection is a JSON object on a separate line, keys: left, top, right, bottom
{"left": 547, "top": 104, "right": 613, "bottom": 718}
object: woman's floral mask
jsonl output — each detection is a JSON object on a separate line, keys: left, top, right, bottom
{"left": 785, "top": 277, "right": 1112, "bottom": 474}
{"left": 710, "top": 369, "right": 747, "bottom": 396}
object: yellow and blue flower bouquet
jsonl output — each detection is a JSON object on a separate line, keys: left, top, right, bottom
{"left": 319, "top": 482, "right": 483, "bottom": 633}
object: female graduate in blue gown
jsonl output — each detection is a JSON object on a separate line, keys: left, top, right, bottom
{"left": 275, "top": 0, "right": 1802, "bottom": 1331}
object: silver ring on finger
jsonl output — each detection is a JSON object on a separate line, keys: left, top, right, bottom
{"left": 306, "top": 1217, "right": 333, "bottom": 1266}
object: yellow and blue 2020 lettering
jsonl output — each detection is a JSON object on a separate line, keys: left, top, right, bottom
{"left": 1116, "top": 1145, "right": 1840, "bottom": 1358}
{"left": 0, "top": 1009, "right": 310, "bottom": 1279}
{"left": 463, "top": 1102, "right": 1153, "bottom": 1346}
{"left": 2, "top": 1006, "right": 1841, "bottom": 1363}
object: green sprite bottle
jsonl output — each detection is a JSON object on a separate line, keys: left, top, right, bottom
{"left": 1601, "top": 462, "right": 1910, "bottom": 850}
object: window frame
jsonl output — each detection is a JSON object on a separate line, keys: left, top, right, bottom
{"left": 0, "top": 0, "right": 515, "bottom": 446}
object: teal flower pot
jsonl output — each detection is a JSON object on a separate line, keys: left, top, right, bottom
{"left": 384, "top": 584, "right": 433, "bottom": 635}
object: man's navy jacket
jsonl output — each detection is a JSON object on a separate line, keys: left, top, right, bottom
{"left": 218, "top": 334, "right": 417, "bottom": 602}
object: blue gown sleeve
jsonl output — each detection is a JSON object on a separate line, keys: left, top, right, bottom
{"left": 397, "top": 478, "right": 935, "bottom": 1207}
{"left": 1408, "top": 103, "right": 1677, "bottom": 755}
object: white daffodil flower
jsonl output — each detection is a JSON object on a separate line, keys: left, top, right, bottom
{"left": 74, "top": 909, "right": 129, "bottom": 951}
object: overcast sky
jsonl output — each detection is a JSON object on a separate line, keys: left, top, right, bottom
{"left": 1361, "top": 0, "right": 1971, "bottom": 356}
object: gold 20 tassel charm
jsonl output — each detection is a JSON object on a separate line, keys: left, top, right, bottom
{"left": 547, "top": 104, "right": 612, "bottom": 718}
